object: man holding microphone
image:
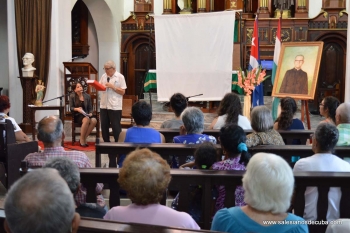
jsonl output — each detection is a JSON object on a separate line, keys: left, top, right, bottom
{"left": 99, "top": 60, "right": 127, "bottom": 143}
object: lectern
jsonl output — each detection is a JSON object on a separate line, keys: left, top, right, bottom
{"left": 63, "top": 62, "right": 100, "bottom": 143}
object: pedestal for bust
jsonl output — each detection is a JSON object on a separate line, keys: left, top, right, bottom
{"left": 18, "top": 76, "right": 38, "bottom": 133}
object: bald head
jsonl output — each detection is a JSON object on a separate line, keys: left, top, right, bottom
{"left": 37, "top": 116, "right": 64, "bottom": 144}
{"left": 5, "top": 168, "right": 77, "bottom": 233}
{"left": 335, "top": 103, "right": 350, "bottom": 125}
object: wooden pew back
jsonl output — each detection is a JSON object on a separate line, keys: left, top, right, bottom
{"left": 0, "top": 199, "right": 216, "bottom": 233}
{"left": 95, "top": 142, "right": 350, "bottom": 168}
{"left": 158, "top": 129, "right": 313, "bottom": 145}
{"left": 80, "top": 168, "right": 350, "bottom": 231}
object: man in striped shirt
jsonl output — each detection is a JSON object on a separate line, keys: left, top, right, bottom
{"left": 24, "top": 116, "right": 105, "bottom": 209}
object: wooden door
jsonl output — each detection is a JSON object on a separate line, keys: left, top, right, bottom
{"left": 311, "top": 37, "right": 346, "bottom": 113}
{"left": 134, "top": 44, "right": 155, "bottom": 98}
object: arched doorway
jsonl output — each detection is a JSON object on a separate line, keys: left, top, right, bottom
{"left": 121, "top": 34, "right": 156, "bottom": 97}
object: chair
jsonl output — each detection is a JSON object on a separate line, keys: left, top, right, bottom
{"left": 120, "top": 95, "right": 138, "bottom": 128}
{"left": 71, "top": 93, "right": 100, "bottom": 146}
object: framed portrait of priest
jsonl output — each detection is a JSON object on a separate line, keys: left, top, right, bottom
{"left": 272, "top": 42, "right": 324, "bottom": 99}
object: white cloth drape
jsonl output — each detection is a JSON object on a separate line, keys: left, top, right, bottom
{"left": 154, "top": 11, "right": 236, "bottom": 101}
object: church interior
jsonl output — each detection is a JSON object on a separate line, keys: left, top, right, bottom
{"left": 0, "top": 0, "right": 350, "bottom": 232}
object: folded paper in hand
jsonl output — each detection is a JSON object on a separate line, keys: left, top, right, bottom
{"left": 87, "top": 80, "right": 106, "bottom": 91}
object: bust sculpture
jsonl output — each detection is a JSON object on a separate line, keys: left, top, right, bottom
{"left": 22, "top": 53, "right": 36, "bottom": 77}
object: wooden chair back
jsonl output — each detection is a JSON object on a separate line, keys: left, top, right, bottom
{"left": 120, "top": 95, "right": 138, "bottom": 128}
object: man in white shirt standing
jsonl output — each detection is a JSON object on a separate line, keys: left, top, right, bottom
{"left": 99, "top": 60, "right": 127, "bottom": 143}
{"left": 293, "top": 123, "right": 350, "bottom": 221}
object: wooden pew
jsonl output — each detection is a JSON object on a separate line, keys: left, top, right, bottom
{"left": 95, "top": 142, "right": 350, "bottom": 168}
{"left": 80, "top": 168, "right": 350, "bottom": 231}
{"left": 0, "top": 199, "right": 216, "bottom": 233}
{"left": 158, "top": 129, "right": 313, "bottom": 145}
{"left": 0, "top": 121, "right": 38, "bottom": 188}
{"left": 80, "top": 168, "right": 242, "bottom": 229}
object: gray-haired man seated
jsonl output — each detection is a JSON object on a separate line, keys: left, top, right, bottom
{"left": 4, "top": 168, "right": 80, "bottom": 233}
{"left": 44, "top": 156, "right": 106, "bottom": 218}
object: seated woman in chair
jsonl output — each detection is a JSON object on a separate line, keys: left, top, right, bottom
{"left": 69, "top": 82, "right": 97, "bottom": 147}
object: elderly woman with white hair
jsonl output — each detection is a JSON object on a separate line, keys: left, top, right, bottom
{"left": 171, "top": 107, "right": 216, "bottom": 167}
{"left": 246, "top": 105, "right": 285, "bottom": 147}
{"left": 211, "top": 153, "right": 308, "bottom": 233}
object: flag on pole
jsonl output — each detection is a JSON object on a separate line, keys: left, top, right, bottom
{"left": 249, "top": 16, "right": 263, "bottom": 107}
{"left": 272, "top": 16, "right": 282, "bottom": 120}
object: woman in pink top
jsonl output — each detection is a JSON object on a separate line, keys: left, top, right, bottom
{"left": 104, "top": 148, "right": 200, "bottom": 230}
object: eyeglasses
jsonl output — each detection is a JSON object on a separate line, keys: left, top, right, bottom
{"left": 103, "top": 67, "right": 113, "bottom": 71}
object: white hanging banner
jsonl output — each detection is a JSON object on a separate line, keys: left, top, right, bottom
{"left": 154, "top": 11, "right": 236, "bottom": 101}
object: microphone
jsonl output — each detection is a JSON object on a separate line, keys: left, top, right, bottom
{"left": 186, "top": 94, "right": 203, "bottom": 101}
{"left": 107, "top": 77, "right": 110, "bottom": 83}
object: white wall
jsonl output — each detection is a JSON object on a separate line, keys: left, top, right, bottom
{"left": 0, "top": 0, "right": 9, "bottom": 96}
{"left": 84, "top": 0, "right": 122, "bottom": 73}
{"left": 309, "top": 1, "right": 322, "bottom": 18}
{"left": 34, "top": 0, "right": 73, "bottom": 120}
{"left": 7, "top": 0, "right": 21, "bottom": 122}
{"left": 124, "top": 0, "right": 133, "bottom": 19}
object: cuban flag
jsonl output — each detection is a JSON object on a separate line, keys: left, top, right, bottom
{"left": 271, "top": 16, "right": 282, "bottom": 120}
{"left": 249, "top": 16, "right": 263, "bottom": 107}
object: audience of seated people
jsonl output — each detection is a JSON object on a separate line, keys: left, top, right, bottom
{"left": 319, "top": 96, "right": 340, "bottom": 125}
{"left": 117, "top": 100, "right": 165, "bottom": 167}
{"left": 172, "top": 141, "right": 218, "bottom": 222}
{"left": 160, "top": 93, "right": 187, "bottom": 129}
{"left": 211, "top": 152, "right": 308, "bottom": 233}
{"left": 335, "top": 102, "right": 350, "bottom": 146}
{"left": 294, "top": 123, "right": 350, "bottom": 221}
{"left": 172, "top": 107, "right": 216, "bottom": 167}
{"left": 44, "top": 156, "right": 106, "bottom": 218}
{"left": 4, "top": 168, "right": 80, "bottom": 233}
{"left": 209, "top": 92, "right": 251, "bottom": 130}
{"left": 212, "top": 124, "right": 251, "bottom": 214}
{"left": 104, "top": 148, "right": 200, "bottom": 229}
{"left": 24, "top": 115, "right": 105, "bottom": 210}
{"left": 69, "top": 82, "right": 97, "bottom": 147}
{"left": 246, "top": 106, "right": 285, "bottom": 147}
{"left": 0, "top": 95, "right": 30, "bottom": 142}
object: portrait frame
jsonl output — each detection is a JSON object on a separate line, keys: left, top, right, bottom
{"left": 271, "top": 42, "right": 324, "bottom": 99}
